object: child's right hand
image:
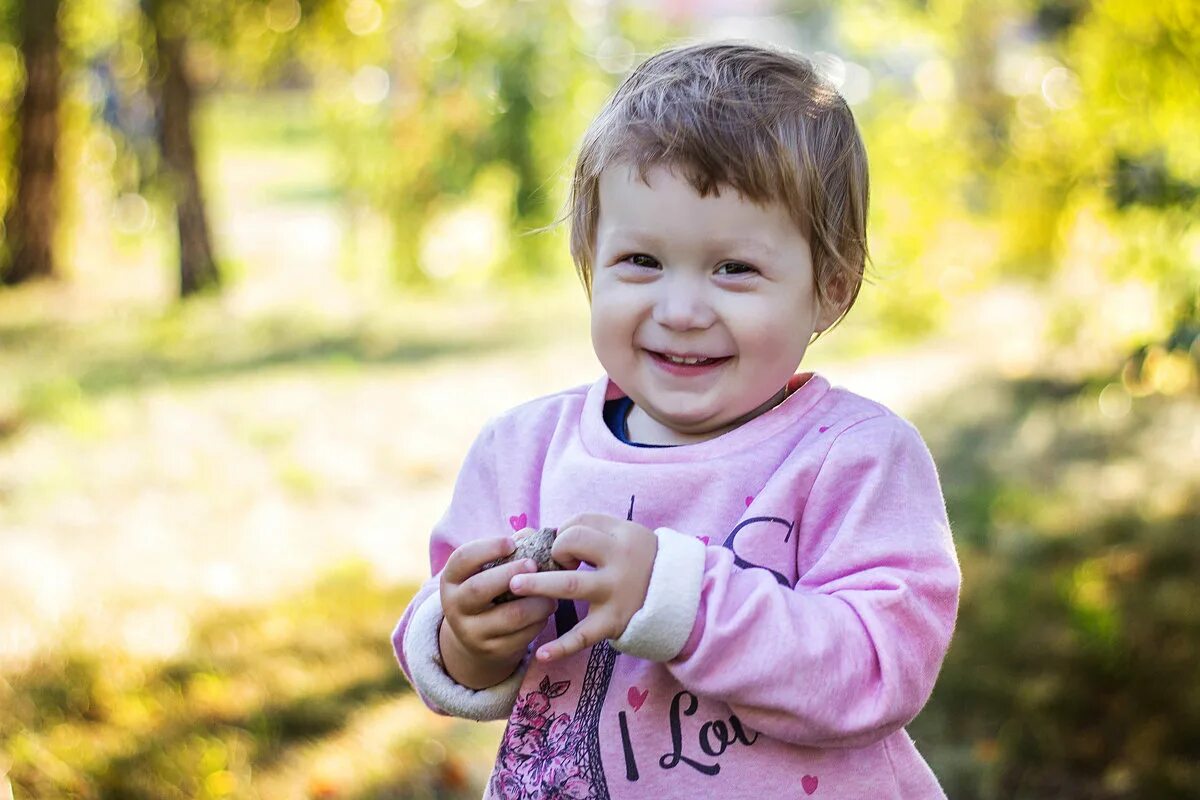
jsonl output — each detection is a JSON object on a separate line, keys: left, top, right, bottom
{"left": 438, "top": 535, "right": 558, "bottom": 690}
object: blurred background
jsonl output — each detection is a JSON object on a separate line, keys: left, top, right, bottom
{"left": 0, "top": 0, "right": 1197, "bottom": 797}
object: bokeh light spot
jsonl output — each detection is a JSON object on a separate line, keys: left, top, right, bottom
{"left": 813, "top": 51, "right": 846, "bottom": 87}
{"left": 596, "top": 36, "right": 635, "bottom": 74}
{"left": 840, "top": 60, "right": 873, "bottom": 106}
{"left": 419, "top": 203, "right": 506, "bottom": 282}
{"left": 914, "top": 58, "right": 954, "bottom": 102}
{"left": 351, "top": 65, "right": 390, "bottom": 105}
{"left": 345, "top": 0, "right": 383, "bottom": 36}
{"left": 1098, "top": 383, "right": 1131, "bottom": 419}
{"left": 113, "top": 193, "right": 153, "bottom": 235}
{"left": 1042, "top": 66, "right": 1081, "bottom": 109}
{"left": 265, "top": 0, "right": 301, "bottom": 33}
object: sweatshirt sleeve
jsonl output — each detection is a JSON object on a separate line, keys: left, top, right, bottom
{"left": 391, "top": 422, "right": 530, "bottom": 720}
{"left": 665, "top": 414, "right": 961, "bottom": 749}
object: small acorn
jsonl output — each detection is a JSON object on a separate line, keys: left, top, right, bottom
{"left": 481, "top": 527, "right": 562, "bottom": 603}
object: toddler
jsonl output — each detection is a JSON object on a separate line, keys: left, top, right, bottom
{"left": 394, "top": 41, "right": 960, "bottom": 799}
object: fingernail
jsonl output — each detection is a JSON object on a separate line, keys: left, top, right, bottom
{"left": 523, "top": 559, "right": 537, "bottom": 571}
{"left": 510, "top": 576, "right": 526, "bottom": 592}
{"left": 537, "top": 648, "right": 551, "bottom": 661}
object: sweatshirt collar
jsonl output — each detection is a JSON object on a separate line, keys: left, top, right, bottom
{"left": 578, "top": 372, "right": 831, "bottom": 463}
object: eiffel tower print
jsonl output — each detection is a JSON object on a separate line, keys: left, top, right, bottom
{"left": 489, "top": 497, "right": 639, "bottom": 799}
{"left": 550, "top": 495, "right": 644, "bottom": 798}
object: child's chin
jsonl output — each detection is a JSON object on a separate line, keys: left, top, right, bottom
{"left": 655, "top": 413, "right": 731, "bottom": 439}
{"left": 664, "top": 414, "right": 721, "bottom": 431}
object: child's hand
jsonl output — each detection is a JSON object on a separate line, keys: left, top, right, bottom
{"left": 439, "top": 535, "right": 558, "bottom": 689}
{"left": 507, "top": 513, "right": 658, "bottom": 663}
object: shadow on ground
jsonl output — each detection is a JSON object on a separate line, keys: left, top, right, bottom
{"left": 0, "top": 305, "right": 547, "bottom": 442}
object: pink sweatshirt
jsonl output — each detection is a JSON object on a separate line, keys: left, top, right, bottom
{"left": 393, "top": 373, "right": 960, "bottom": 799}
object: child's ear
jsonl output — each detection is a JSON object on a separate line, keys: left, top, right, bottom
{"left": 815, "top": 274, "right": 851, "bottom": 332}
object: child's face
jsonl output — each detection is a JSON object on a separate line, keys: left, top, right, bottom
{"left": 590, "top": 164, "right": 836, "bottom": 444}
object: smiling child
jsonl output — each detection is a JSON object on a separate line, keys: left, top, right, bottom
{"left": 394, "top": 41, "right": 960, "bottom": 799}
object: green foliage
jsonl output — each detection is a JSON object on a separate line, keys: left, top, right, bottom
{"left": 5, "top": 0, "right": 1192, "bottom": 342}
{"left": 819, "top": 0, "right": 1199, "bottom": 347}
{"left": 912, "top": 378, "right": 1200, "bottom": 798}
{"left": 308, "top": 0, "right": 665, "bottom": 286}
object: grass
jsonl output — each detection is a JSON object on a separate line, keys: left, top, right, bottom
{"left": 909, "top": 375, "right": 1200, "bottom": 799}
{"left": 0, "top": 279, "right": 592, "bottom": 437}
{"left": 0, "top": 564, "right": 503, "bottom": 799}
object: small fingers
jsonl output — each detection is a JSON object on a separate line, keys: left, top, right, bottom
{"left": 442, "top": 536, "right": 516, "bottom": 585}
{"left": 457, "top": 557, "right": 541, "bottom": 613}
{"left": 450, "top": 596, "right": 555, "bottom": 661}
{"left": 509, "top": 567, "right": 598, "bottom": 601}
{"left": 512, "top": 526, "right": 537, "bottom": 542}
{"left": 551, "top": 525, "right": 614, "bottom": 569}
{"left": 482, "top": 596, "right": 557, "bottom": 636}
{"left": 488, "top": 616, "right": 555, "bottom": 662}
{"left": 536, "top": 616, "right": 611, "bottom": 662}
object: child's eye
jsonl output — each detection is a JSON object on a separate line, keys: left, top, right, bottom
{"left": 624, "top": 253, "right": 660, "bottom": 269}
{"left": 716, "top": 261, "right": 758, "bottom": 276}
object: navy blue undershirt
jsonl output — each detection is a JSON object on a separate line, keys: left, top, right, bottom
{"left": 604, "top": 384, "right": 794, "bottom": 447}
{"left": 602, "top": 396, "right": 674, "bottom": 448}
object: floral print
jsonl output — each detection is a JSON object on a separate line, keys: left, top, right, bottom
{"left": 491, "top": 675, "right": 596, "bottom": 799}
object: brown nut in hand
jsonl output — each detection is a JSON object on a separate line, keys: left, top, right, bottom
{"left": 480, "top": 527, "right": 562, "bottom": 604}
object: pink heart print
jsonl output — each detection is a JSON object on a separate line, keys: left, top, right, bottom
{"left": 698, "top": 535, "right": 710, "bottom": 545}
{"left": 744, "top": 495, "right": 754, "bottom": 507}
{"left": 802, "top": 775, "right": 819, "bottom": 794}
{"left": 627, "top": 686, "right": 649, "bottom": 712}
{"left": 508, "top": 513, "right": 527, "bottom": 531}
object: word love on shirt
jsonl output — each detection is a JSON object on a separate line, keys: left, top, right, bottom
{"left": 617, "top": 689, "right": 760, "bottom": 781}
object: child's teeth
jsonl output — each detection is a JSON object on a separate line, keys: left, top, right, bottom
{"left": 666, "top": 355, "right": 709, "bottom": 365}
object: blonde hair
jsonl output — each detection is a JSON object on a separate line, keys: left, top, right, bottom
{"left": 568, "top": 41, "right": 869, "bottom": 323}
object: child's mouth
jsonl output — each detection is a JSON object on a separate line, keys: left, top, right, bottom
{"left": 647, "top": 350, "right": 731, "bottom": 375}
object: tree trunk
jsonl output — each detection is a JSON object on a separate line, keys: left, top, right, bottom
{"left": 1, "top": 0, "right": 62, "bottom": 286}
{"left": 150, "top": 17, "right": 219, "bottom": 297}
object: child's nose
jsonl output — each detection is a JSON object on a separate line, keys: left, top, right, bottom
{"left": 651, "top": 276, "right": 716, "bottom": 331}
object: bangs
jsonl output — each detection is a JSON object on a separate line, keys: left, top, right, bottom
{"left": 568, "top": 41, "right": 868, "bottom": 322}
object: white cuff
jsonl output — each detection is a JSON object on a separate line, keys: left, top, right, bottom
{"left": 402, "top": 592, "right": 528, "bottom": 721}
{"left": 612, "top": 527, "right": 706, "bottom": 662}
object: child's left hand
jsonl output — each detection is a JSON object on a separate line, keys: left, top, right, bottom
{"left": 506, "top": 513, "right": 657, "bottom": 663}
